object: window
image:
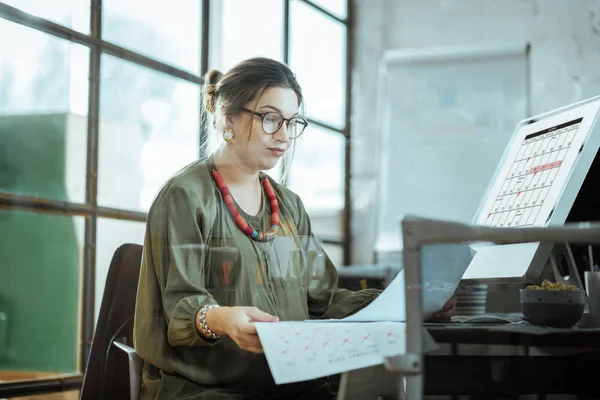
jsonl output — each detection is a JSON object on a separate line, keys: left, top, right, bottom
{"left": 98, "top": 55, "right": 200, "bottom": 212}
{"left": 288, "top": 124, "right": 345, "bottom": 211}
{"left": 309, "top": 0, "right": 347, "bottom": 19}
{"left": 102, "top": 0, "right": 201, "bottom": 73}
{"left": 209, "top": 0, "right": 284, "bottom": 72}
{"left": 0, "top": 20, "right": 89, "bottom": 116}
{"left": 290, "top": 0, "right": 346, "bottom": 129}
{"left": 2, "top": 0, "right": 89, "bottom": 32}
{"left": 287, "top": 125, "right": 345, "bottom": 242}
{"left": 0, "top": 20, "right": 89, "bottom": 203}
{"left": 0, "top": 0, "right": 352, "bottom": 395}
{"left": 0, "top": 210, "right": 84, "bottom": 377}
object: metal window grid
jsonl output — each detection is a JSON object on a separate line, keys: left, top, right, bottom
{"left": 0, "top": 0, "right": 353, "bottom": 396}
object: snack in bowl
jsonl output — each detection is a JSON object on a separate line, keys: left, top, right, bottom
{"left": 520, "top": 280, "right": 585, "bottom": 328}
{"left": 525, "top": 280, "right": 579, "bottom": 291}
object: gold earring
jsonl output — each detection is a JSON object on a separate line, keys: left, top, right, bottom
{"left": 223, "top": 129, "right": 235, "bottom": 143}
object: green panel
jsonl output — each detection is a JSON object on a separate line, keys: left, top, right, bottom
{"left": 0, "top": 114, "right": 80, "bottom": 373}
{"left": 0, "top": 114, "right": 70, "bottom": 201}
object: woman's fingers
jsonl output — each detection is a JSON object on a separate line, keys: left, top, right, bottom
{"left": 229, "top": 307, "right": 279, "bottom": 353}
{"left": 245, "top": 307, "right": 279, "bottom": 322}
{"left": 238, "top": 322, "right": 258, "bottom": 335}
{"left": 242, "top": 345, "right": 264, "bottom": 354}
{"left": 238, "top": 333, "right": 263, "bottom": 349}
{"left": 233, "top": 323, "right": 263, "bottom": 350}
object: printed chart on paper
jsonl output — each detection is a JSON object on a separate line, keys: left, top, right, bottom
{"left": 483, "top": 118, "right": 583, "bottom": 227}
{"left": 255, "top": 321, "right": 406, "bottom": 385}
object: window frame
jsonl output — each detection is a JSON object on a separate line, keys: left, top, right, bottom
{"left": 0, "top": 0, "right": 352, "bottom": 395}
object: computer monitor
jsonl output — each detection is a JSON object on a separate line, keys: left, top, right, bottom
{"left": 463, "top": 95, "right": 600, "bottom": 283}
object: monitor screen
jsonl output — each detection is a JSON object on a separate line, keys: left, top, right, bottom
{"left": 464, "top": 97, "right": 600, "bottom": 281}
{"left": 475, "top": 100, "right": 600, "bottom": 229}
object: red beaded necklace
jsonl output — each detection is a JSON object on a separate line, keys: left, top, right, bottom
{"left": 211, "top": 168, "right": 280, "bottom": 242}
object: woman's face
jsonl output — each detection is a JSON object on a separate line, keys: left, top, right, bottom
{"left": 227, "top": 87, "right": 300, "bottom": 172}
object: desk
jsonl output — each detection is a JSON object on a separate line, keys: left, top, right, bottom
{"left": 338, "top": 324, "right": 600, "bottom": 399}
{"left": 423, "top": 323, "right": 600, "bottom": 397}
{"left": 426, "top": 322, "right": 600, "bottom": 348}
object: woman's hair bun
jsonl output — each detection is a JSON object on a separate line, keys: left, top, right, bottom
{"left": 205, "top": 69, "right": 223, "bottom": 86}
{"left": 203, "top": 69, "right": 224, "bottom": 114}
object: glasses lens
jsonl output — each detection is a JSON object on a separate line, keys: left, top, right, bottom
{"left": 288, "top": 118, "right": 308, "bottom": 138}
{"left": 262, "top": 113, "right": 283, "bottom": 134}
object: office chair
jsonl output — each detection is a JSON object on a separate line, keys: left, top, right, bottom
{"left": 80, "top": 243, "right": 143, "bottom": 400}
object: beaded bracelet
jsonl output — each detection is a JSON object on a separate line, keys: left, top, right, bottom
{"left": 197, "top": 304, "right": 221, "bottom": 340}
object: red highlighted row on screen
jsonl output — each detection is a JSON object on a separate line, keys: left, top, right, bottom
{"left": 530, "top": 160, "right": 563, "bottom": 174}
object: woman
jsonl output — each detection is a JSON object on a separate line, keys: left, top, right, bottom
{"left": 133, "top": 57, "right": 456, "bottom": 400}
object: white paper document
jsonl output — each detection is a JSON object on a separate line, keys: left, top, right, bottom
{"left": 254, "top": 321, "right": 406, "bottom": 385}
{"left": 333, "top": 270, "right": 407, "bottom": 322}
{"left": 255, "top": 243, "right": 473, "bottom": 385}
{"left": 330, "top": 243, "right": 474, "bottom": 322}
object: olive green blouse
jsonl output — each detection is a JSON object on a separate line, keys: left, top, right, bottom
{"left": 133, "top": 159, "right": 379, "bottom": 399}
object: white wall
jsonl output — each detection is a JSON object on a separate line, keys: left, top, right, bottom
{"left": 351, "top": 0, "right": 600, "bottom": 264}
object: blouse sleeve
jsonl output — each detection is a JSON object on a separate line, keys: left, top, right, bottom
{"left": 293, "top": 195, "right": 380, "bottom": 320}
{"left": 141, "top": 184, "right": 219, "bottom": 346}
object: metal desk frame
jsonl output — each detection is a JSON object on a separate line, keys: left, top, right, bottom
{"left": 386, "top": 216, "right": 600, "bottom": 400}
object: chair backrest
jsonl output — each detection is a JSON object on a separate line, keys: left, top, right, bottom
{"left": 80, "top": 243, "right": 143, "bottom": 400}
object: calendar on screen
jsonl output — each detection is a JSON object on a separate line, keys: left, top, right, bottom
{"left": 465, "top": 97, "right": 600, "bottom": 281}
{"left": 483, "top": 118, "right": 581, "bottom": 227}
{"left": 475, "top": 100, "right": 600, "bottom": 228}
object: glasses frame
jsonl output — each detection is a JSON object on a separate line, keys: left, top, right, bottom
{"left": 242, "top": 107, "right": 308, "bottom": 139}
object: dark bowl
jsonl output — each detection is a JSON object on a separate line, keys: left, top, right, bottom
{"left": 519, "top": 289, "right": 585, "bottom": 328}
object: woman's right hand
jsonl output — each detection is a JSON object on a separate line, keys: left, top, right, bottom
{"left": 204, "top": 306, "right": 279, "bottom": 353}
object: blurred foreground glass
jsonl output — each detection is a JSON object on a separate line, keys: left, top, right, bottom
{"left": 210, "top": 0, "right": 283, "bottom": 72}
{"left": 0, "top": 20, "right": 89, "bottom": 203}
{"left": 419, "top": 243, "right": 484, "bottom": 316}
{"left": 102, "top": 0, "right": 201, "bottom": 73}
{"left": 95, "top": 219, "right": 146, "bottom": 325}
{"left": 0, "top": 210, "right": 84, "bottom": 381}
{"left": 290, "top": 0, "right": 346, "bottom": 128}
{"left": 98, "top": 55, "right": 200, "bottom": 212}
{"left": 2, "top": 0, "right": 90, "bottom": 32}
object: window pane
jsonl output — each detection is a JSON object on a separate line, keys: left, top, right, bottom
{"left": 0, "top": 21, "right": 89, "bottom": 203}
{"left": 210, "top": 0, "right": 283, "bottom": 72}
{"left": 290, "top": 0, "right": 346, "bottom": 128}
{"left": 2, "top": 0, "right": 90, "bottom": 32}
{"left": 310, "top": 0, "right": 347, "bottom": 19}
{"left": 103, "top": 0, "right": 201, "bottom": 73}
{"left": 96, "top": 218, "right": 145, "bottom": 324}
{"left": 0, "top": 210, "right": 84, "bottom": 380}
{"left": 98, "top": 55, "right": 200, "bottom": 212}
{"left": 288, "top": 125, "right": 344, "bottom": 235}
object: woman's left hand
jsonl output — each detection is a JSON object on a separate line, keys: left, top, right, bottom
{"left": 425, "top": 295, "right": 458, "bottom": 323}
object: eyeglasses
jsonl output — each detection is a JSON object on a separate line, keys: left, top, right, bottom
{"left": 242, "top": 107, "right": 308, "bottom": 139}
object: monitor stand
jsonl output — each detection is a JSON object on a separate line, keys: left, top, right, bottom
{"left": 548, "top": 243, "right": 586, "bottom": 291}
{"left": 484, "top": 244, "right": 586, "bottom": 314}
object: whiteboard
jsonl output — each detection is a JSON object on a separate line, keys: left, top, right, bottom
{"left": 375, "top": 43, "right": 531, "bottom": 252}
